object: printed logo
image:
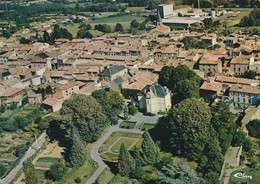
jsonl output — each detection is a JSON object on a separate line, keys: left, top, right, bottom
{"left": 234, "top": 172, "right": 252, "bottom": 180}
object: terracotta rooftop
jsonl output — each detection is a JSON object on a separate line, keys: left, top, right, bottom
{"left": 200, "top": 81, "right": 222, "bottom": 92}
{"left": 230, "top": 84, "right": 260, "bottom": 94}
{"left": 58, "top": 82, "right": 79, "bottom": 91}
{"left": 215, "top": 76, "right": 258, "bottom": 86}
{"left": 231, "top": 56, "right": 251, "bottom": 64}
{"left": 43, "top": 97, "right": 63, "bottom": 107}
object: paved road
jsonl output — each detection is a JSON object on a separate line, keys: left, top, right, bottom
{"left": 86, "top": 124, "right": 143, "bottom": 184}
{"left": 1, "top": 133, "right": 47, "bottom": 184}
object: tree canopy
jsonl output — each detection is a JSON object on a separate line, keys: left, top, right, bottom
{"left": 141, "top": 132, "right": 160, "bottom": 164}
{"left": 159, "top": 159, "right": 205, "bottom": 184}
{"left": 118, "top": 143, "right": 136, "bottom": 176}
{"left": 158, "top": 65, "right": 202, "bottom": 103}
{"left": 165, "top": 98, "right": 214, "bottom": 160}
{"left": 210, "top": 101, "right": 237, "bottom": 154}
{"left": 59, "top": 95, "right": 106, "bottom": 143}
{"left": 92, "top": 88, "right": 124, "bottom": 125}
{"left": 246, "top": 119, "right": 260, "bottom": 138}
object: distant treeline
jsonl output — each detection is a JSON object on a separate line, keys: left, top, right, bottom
{"left": 239, "top": 9, "right": 260, "bottom": 27}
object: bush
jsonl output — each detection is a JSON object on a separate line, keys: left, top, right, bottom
{"left": 45, "top": 162, "right": 66, "bottom": 181}
{"left": 75, "top": 177, "right": 81, "bottom": 183}
{"left": 14, "top": 145, "right": 29, "bottom": 157}
{"left": 246, "top": 120, "right": 260, "bottom": 138}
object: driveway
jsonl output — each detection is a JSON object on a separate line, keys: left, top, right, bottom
{"left": 128, "top": 112, "right": 163, "bottom": 128}
{"left": 85, "top": 124, "right": 143, "bottom": 184}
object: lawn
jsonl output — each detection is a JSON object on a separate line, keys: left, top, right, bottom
{"left": 229, "top": 167, "right": 260, "bottom": 184}
{"left": 37, "top": 157, "right": 60, "bottom": 163}
{"left": 140, "top": 123, "right": 155, "bottom": 131}
{"left": 100, "top": 132, "right": 143, "bottom": 153}
{"left": 110, "top": 137, "right": 139, "bottom": 154}
{"left": 119, "top": 121, "right": 136, "bottom": 129}
{"left": 109, "top": 174, "right": 137, "bottom": 184}
{"left": 61, "top": 23, "right": 80, "bottom": 37}
{"left": 99, "top": 132, "right": 143, "bottom": 161}
{"left": 57, "top": 144, "right": 97, "bottom": 184}
{"left": 97, "top": 168, "right": 115, "bottom": 184}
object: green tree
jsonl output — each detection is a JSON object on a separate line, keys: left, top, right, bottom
{"left": 92, "top": 88, "right": 124, "bottom": 125}
{"left": 118, "top": 143, "right": 136, "bottom": 176}
{"left": 43, "top": 31, "right": 51, "bottom": 43}
{"left": 130, "top": 19, "right": 140, "bottom": 29}
{"left": 20, "top": 37, "right": 30, "bottom": 44}
{"left": 131, "top": 146, "right": 144, "bottom": 166}
{"left": 159, "top": 159, "right": 205, "bottom": 184}
{"left": 211, "top": 102, "right": 237, "bottom": 154}
{"left": 158, "top": 66, "right": 174, "bottom": 89}
{"left": 69, "top": 130, "right": 86, "bottom": 166}
{"left": 242, "top": 70, "right": 256, "bottom": 79}
{"left": 58, "top": 95, "right": 106, "bottom": 144}
{"left": 175, "top": 79, "right": 200, "bottom": 101}
{"left": 246, "top": 119, "right": 260, "bottom": 138}
{"left": 141, "top": 132, "right": 160, "bottom": 164}
{"left": 77, "top": 29, "right": 93, "bottom": 39}
{"left": 46, "top": 85, "right": 53, "bottom": 94}
{"left": 204, "top": 171, "right": 220, "bottom": 184}
{"left": 24, "top": 162, "right": 39, "bottom": 184}
{"left": 128, "top": 99, "right": 138, "bottom": 116}
{"left": 165, "top": 98, "right": 215, "bottom": 160}
{"left": 46, "top": 160, "right": 66, "bottom": 181}
{"left": 115, "top": 23, "right": 124, "bottom": 32}
{"left": 147, "top": 0, "right": 157, "bottom": 10}
{"left": 232, "top": 131, "right": 252, "bottom": 152}
{"left": 0, "top": 163, "right": 7, "bottom": 178}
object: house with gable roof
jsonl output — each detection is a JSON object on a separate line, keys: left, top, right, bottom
{"left": 98, "top": 65, "right": 127, "bottom": 82}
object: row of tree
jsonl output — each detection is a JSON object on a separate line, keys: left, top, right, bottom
{"left": 42, "top": 24, "right": 73, "bottom": 44}
{"left": 117, "top": 132, "right": 205, "bottom": 183}
{"left": 76, "top": 19, "right": 147, "bottom": 39}
{"left": 239, "top": 9, "right": 260, "bottom": 27}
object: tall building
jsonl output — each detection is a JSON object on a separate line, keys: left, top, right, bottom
{"left": 157, "top": 4, "right": 174, "bottom": 19}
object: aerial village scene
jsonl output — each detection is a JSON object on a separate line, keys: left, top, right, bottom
{"left": 0, "top": 0, "right": 259, "bottom": 184}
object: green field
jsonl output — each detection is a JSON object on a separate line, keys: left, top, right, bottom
{"left": 229, "top": 167, "right": 260, "bottom": 184}
{"left": 61, "top": 14, "right": 146, "bottom": 37}
{"left": 89, "top": 14, "right": 146, "bottom": 30}
{"left": 90, "top": 14, "right": 145, "bottom": 24}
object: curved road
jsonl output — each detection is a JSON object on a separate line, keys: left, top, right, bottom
{"left": 1, "top": 133, "right": 47, "bottom": 184}
{"left": 86, "top": 124, "right": 143, "bottom": 184}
